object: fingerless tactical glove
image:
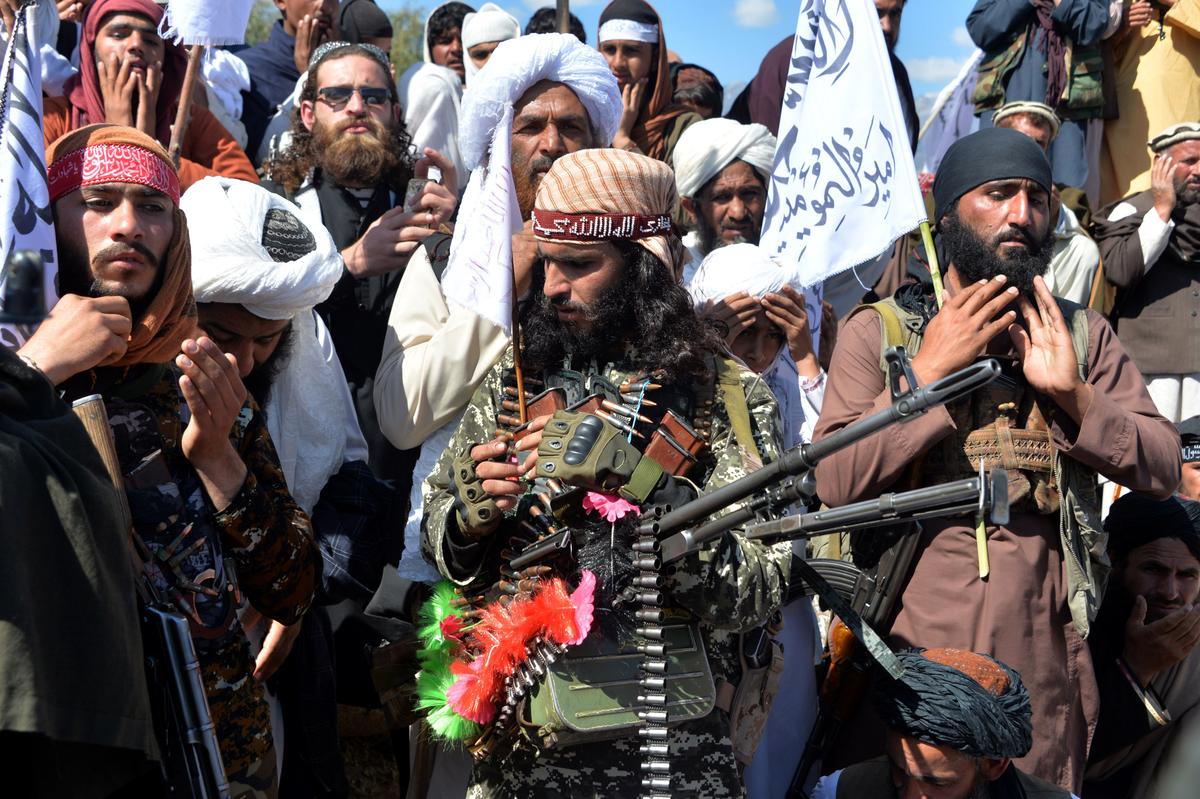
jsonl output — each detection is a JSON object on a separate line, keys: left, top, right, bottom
{"left": 536, "top": 411, "right": 664, "bottom": 503}
{"left": 451, "top": 449, "right": 502, "bottom": 537}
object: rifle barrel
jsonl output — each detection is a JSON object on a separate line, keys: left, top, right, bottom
{"left": 642, "top": 359, "right": 1000, "bottom": 539}
{"left": 746, "top": 477, "right": 984, "bottom": 542}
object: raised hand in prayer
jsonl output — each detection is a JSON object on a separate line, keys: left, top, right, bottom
{"left": 613, "top": 78, "right": 647, "bottom": 151}
{"left": 14, "top": 294, "right": 133, "bottom": 386}
{"left": 762, "top": 285, "right": 820, "bottom": 378}
{"left": 1009, "top": 275, "right": 1093, "bottom": 424}
{"left": 910, "top": 275, "right": 1018, "bottom": 385}
{"left": 700, "top": 291, "right": 760, "bottom": 349}
{"left": 135, "top": 60, "right": 162, "bottom": 139}
{"left": 98, "top": 52, "right": 140, "bottom": 128}
{"left": 176, "top": 336, "right": 249, "bottom": 511}
{"left": 1152, "top": 152, "right": 1178, "bottom": 222}
{"left": 1123, "top": 595, "right": 1200, "bottom": 685}
{"left": 293, "top": 7, "right": 334, "bottom": 76}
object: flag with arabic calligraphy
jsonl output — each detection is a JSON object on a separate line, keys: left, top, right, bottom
{"left": 760, "top": 0, "right": 926, "bottom": 291}
{"left": 0, "top": 2, "right": 59, "bottom": 349}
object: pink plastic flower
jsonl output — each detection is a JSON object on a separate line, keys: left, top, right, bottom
{"left": 567, "top": 570, "right": 597, "bottom": 645}
{"left": 582, "top": 491, "right": 641, "bottom": 523}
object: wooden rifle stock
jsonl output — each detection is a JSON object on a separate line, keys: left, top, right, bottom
{"left": 69, "top": 395, "right": 231, "bottom": 798}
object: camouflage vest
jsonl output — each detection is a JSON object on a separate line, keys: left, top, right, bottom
{"left": 855, "top": 297, "right": 1108, "bottom": 637}
{"left": 514, "top": 357, "right": 766, "bottom": 750}
{"left": 106, "top": 387, "right": 246, "bottom": 648}
{"left": 972, "top": 28, "right": 1104, "bottom": 120}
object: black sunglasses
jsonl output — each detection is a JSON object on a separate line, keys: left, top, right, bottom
{"left": 316, "top": 85, "right": 391, "bottom": 109}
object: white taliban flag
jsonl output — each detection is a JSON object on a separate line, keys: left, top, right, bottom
{"left": 442, "top": 105, "right": 522, "bottom": 333}
{"left": 160, "top": 0, "right": 256, "bottom": 46}
{"left": 760, "top": 0, "right": 927, "bottom": 330}
{"left": 0, "top": 1, "right": 59, "bottom": 349}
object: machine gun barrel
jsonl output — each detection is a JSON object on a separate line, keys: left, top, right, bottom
{"left": 645, "top": 357, "right": 1000, "bottom": 549}
{"left": 746, "top": 470, "right": 1009, "bottom": 543}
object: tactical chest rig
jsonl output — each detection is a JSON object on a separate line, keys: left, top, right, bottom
{"left": 862, "top": 297, "right": 1108, "bottom": 637}
{"left": 494, "top": 361, "right": 718, "bottom": 766}
{"left": 427, "top": 354, "right": 785, "bottom": 789}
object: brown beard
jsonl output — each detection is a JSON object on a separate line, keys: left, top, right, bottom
{"left": 313, "top": 115, "right": 402, "bottom": 188}
{"left": 513, "top": 151, "right": 554, "bottom": 218}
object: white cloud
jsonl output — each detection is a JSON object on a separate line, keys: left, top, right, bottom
{"left": 905, "top": 56, "right": 966, "bottom": 84}
{"left": 735, "top": 0, "right": 778, "bottom": 28}
{"left": 951, "top": 26, "right": 973, "bottom": 49}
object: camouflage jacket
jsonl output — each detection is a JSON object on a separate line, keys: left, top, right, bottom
{"left": 421, "top": 348, "right": 793, "bottom": 706}
{"left": 74, "top": 364, "right": 318, "bottom": 778}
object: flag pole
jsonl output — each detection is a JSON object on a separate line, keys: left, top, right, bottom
{"left": 168, "top": 43, "right": 205, "bottom": 167}
{"left": 556, "top": 0, "right": 570, "bottom": 34}
{"left": 919, "top": 220, "right": 945, "bottom": 309}
{"left": 511, "top": 274, "right": 528, "bottom": 423}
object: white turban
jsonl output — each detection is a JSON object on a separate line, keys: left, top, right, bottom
{"left": 443, "top": 34, "right": 623, "bottom": 331}
{"left": 689, "top": 243, "right": 815, "bottom": 450}
{"left": 183, "top": 177, "right": 342, "bottom": 321}
{"left": 673, "top": 118, "right": 777, "bottom": 200}
{"left": 458, "top": 33, "right": 622, "bottom": 170}
{"left": 182, "top": 177, "right": 364, "bottom": 512}
{"left": 462, "top": 4, "right": 521, "bottom": 84}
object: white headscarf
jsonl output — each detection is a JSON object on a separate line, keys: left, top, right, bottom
{"left": 182, "top": 177, "right": 362, "bottom": 512}
{"left": 689, "top": 243, "right": 809, "bottom": 449}
{"left": 443, "top": 33, "right": 622, "bottom": 329}
{"left": 672, "top": 117, "right": 777, "bottom": 200}
{"left": 461, "top": 3, "right": 521, "bottom": 84}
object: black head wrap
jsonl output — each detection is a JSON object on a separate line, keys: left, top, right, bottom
{"left": 600, "top": 0, "right": 660, "bottom": 27}
{"left": 1178, "top": 416, "right": 1200, "bottom": 463}
{"left": 1106, "top": 492, "right": 1200, "bottom": 563}
{"left": 339, "top": 0, "right": 394, "bottom": 44}
{"left": 873, "top": 648, "right": 1033, "bottom": 759}
{"left": 932, "top": 127, "right": 1053, "bottom": 224}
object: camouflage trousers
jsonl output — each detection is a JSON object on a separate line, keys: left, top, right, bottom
{"left": 466, "top": 710, "right": 744, "bottom": 798}
{"left": 227, "top": 745, "right": 278, "bottom": 799}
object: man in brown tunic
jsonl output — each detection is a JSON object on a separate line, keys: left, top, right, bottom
{"left": 1092, "top": 122, "right": 1200, "bottom": 423}
{"left": 814, "top": 127, "right": 1181, "bottom": 792}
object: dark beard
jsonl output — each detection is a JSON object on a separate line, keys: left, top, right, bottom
{"left": 315, "top": 117, "right": 402, "bottom": 188}
{"left": 243, "top": 323, "right": 295, "bottom": 407}
{"left": 695, "top": 211, "right": 757, "bottom": 258}
{"left": 940, "top": 210, "right": 1053, "bottom": 295}
{"left": 521, "top": 271, "right": 635, "bottom": 370}
{"left": 58, "top": 240, "right": 162, "bottom": 320}
{"left": 1174, "top": 173, "right": 1200, "bottom": 207}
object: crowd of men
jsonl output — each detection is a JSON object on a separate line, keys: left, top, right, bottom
{"left": 2, "top": 0, "right": 1199, "bottom": 798}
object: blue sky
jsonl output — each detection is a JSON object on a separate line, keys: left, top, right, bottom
{"left": 378, "top": 0, "right": 981, "bottom": 99}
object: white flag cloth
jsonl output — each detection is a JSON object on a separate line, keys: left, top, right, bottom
{"left": 160, "top": 0, "right": 255, "bottom": 46}
{"left": 442, "top": 104, "right": 522, "bottom": 334}
{"left": 0, "top": 2, "right": 59, "bottom": 350}
{"left": 761, "top": 0, "right": 927, "bottom": 289}
{"left": 916, "top": 50, "right": 983, "bottom": 178}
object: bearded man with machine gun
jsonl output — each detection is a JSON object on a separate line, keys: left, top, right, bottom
{"left": 809, "top": 127, "right": 1181, "bottom": 794}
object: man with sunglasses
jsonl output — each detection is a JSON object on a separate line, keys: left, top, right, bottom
{"left": 265, "top": 42, "right": 457, "bottom": 496}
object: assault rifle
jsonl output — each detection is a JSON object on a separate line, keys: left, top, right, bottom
{"left": 72, "top": 395, "right": 231, "bottom": 799}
